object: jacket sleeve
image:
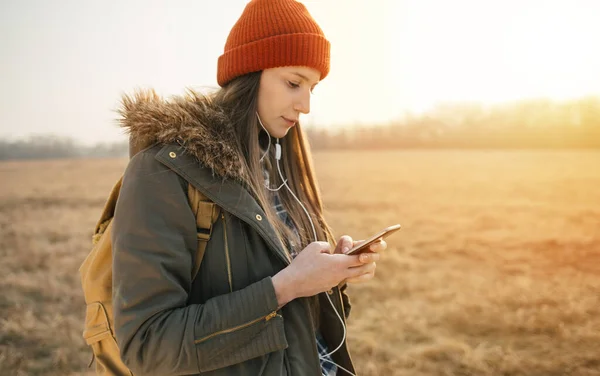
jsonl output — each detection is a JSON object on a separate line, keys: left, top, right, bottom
{"left": 111, "top": 151, "right": 288, "bottom": 375}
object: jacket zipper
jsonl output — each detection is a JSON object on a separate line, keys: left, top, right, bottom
{"left": 194, "top": 311, "right": 279, "bottom": 345}
{"left": 222, "top": 212, "right": 233, "bottom": 293}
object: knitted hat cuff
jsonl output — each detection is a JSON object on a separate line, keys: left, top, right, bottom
{"left": 217, "top": 33, "right": 331, "bottom": 87}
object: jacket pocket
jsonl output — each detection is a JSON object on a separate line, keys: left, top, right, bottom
{"left": 195, "top": 312, "right": 287, "bottom": 372}
{"left": 195, "top": 311, "right": 279, "bottom": 345}
{"left": 83, "top": 302, "right": 132, "bottom": 376}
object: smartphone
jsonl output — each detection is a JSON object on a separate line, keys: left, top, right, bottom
{"left": 344, "top": 224, "right": 402, "bottom": 255}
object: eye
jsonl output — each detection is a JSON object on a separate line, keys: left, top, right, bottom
{"left": 287, "top": 81, "right": 300, "bottom": 89}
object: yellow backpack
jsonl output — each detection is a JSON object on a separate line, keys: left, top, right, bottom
{"left": 79, "top": 176, "right": 220, "bottom": 375}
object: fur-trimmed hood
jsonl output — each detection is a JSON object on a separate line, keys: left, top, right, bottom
{"left": 117, "top": 89, "right": 244, "bottom": 182}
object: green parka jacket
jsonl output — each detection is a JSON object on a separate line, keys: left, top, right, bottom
{"left": 111, "top": 91, "right": 355, "bottom": 375}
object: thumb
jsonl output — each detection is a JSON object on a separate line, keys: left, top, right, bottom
{"left": 337, "top": 235, "right": 353, "bottom": 254}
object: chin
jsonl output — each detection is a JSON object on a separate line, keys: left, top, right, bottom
{"left": 271, "top": 127, "right": 290, "bottom": 139}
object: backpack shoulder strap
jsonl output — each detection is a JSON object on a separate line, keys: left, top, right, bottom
{"left": 92, "top": 176, "right": 123, "bottom": 245}
{"left": 187, "top": 183, "right": 221, "bottom": 280}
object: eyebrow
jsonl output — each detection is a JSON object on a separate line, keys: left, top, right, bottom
{"left": 291, "top": 72, "right": 319, "bottom": 86}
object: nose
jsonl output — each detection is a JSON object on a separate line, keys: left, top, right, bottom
{"left": 294, "top": 90, "right": 311, "bottom": 115}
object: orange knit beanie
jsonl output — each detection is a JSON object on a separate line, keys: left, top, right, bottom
{"left": 217, "top": 0, "right": 331, "bottom": 87}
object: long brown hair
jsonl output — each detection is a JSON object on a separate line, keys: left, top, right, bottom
{"left": 210, "top": 71, "right": 335, "bottom": 327}
{"left": 211, "top": 71, "right": 336, "bottom": 256}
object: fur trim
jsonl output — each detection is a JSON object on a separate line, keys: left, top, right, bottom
{"left": 117, "top": 88, "right": 244, "bottom": 182}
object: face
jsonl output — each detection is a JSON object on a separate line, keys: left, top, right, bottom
{"left": 257, "top": 66, "right": 321, "bottom": 138}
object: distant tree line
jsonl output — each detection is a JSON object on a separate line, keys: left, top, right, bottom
{"left": 1, "top": 97, "right": 599, "bottom": 160}
{"left": 0, "top": 135, "right": 128, "bottom": 160}
{"left": 307, "top": 96, "right": 600, "bottom": 150}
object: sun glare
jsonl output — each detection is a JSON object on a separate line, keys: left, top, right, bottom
{"left": 312, "top": 0, "right": 599, "bottom": 123}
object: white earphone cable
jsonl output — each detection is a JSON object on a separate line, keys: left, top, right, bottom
{"left": 256, "top": 112, "right": 275, "bottom": 163}
{"left": 256, "top": 113, "right": 355, "bottom": 375}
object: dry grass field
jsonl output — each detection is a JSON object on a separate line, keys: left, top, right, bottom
{"left": 1, "top": 150, "right": 600, "bottom": 376}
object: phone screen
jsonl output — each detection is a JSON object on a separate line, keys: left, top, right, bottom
{"left": 344, "top": 224, "right": 401, "bottom": 255}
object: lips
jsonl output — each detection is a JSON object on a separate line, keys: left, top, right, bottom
{"left": 282, "top": 117, "right": 297, "bottom": 126}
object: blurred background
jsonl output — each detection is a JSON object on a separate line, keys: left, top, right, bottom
{"left": 1, "top": 1, "right": 599, "bottom": 375}
{"left": 2, "top": 0, "right": 600, "bottom": 154}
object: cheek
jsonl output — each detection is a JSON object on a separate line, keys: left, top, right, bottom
{"left": 257, "top": 86, "right": 277, "bottom": 119}
{"left": 258, "top": 82, "right": 293, "bottom": 118}
{"left": 256, "top": 96, "right": 268, "bottom": 120}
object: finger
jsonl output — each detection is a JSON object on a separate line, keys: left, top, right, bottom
{"left": 358, "top": 252, "right": 380, "bottom": 264}
{"left": 330, "top": 253, "right": 363, "bottom": 267}
{"left": 352, "top": 240, "right": 364, "bottom": 247}
{"left": 338, "top": 235, "right": 353, "bottom": 254}
{"left": 347, "top": 262, "right": 376, "bottom": 277}
{"left": 351, "top": 238, "right": 384, "bottom": 253}
{"left": 346, "top": 271, "right": 376, "bottom": 284}
{"left": 369, "top": 239, "right": 387, "bottom": 253}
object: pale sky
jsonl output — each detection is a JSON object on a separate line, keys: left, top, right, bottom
{"left": 1, "top": 0, "right": 599, "bottom": 145}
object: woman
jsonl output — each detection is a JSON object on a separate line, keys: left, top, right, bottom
{"left": 112, "top": 0, "right": 387, "bottom": 375}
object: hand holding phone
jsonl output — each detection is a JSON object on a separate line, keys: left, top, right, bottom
{"left": 343, "top": 224, "right": 401, "bottom": 255}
